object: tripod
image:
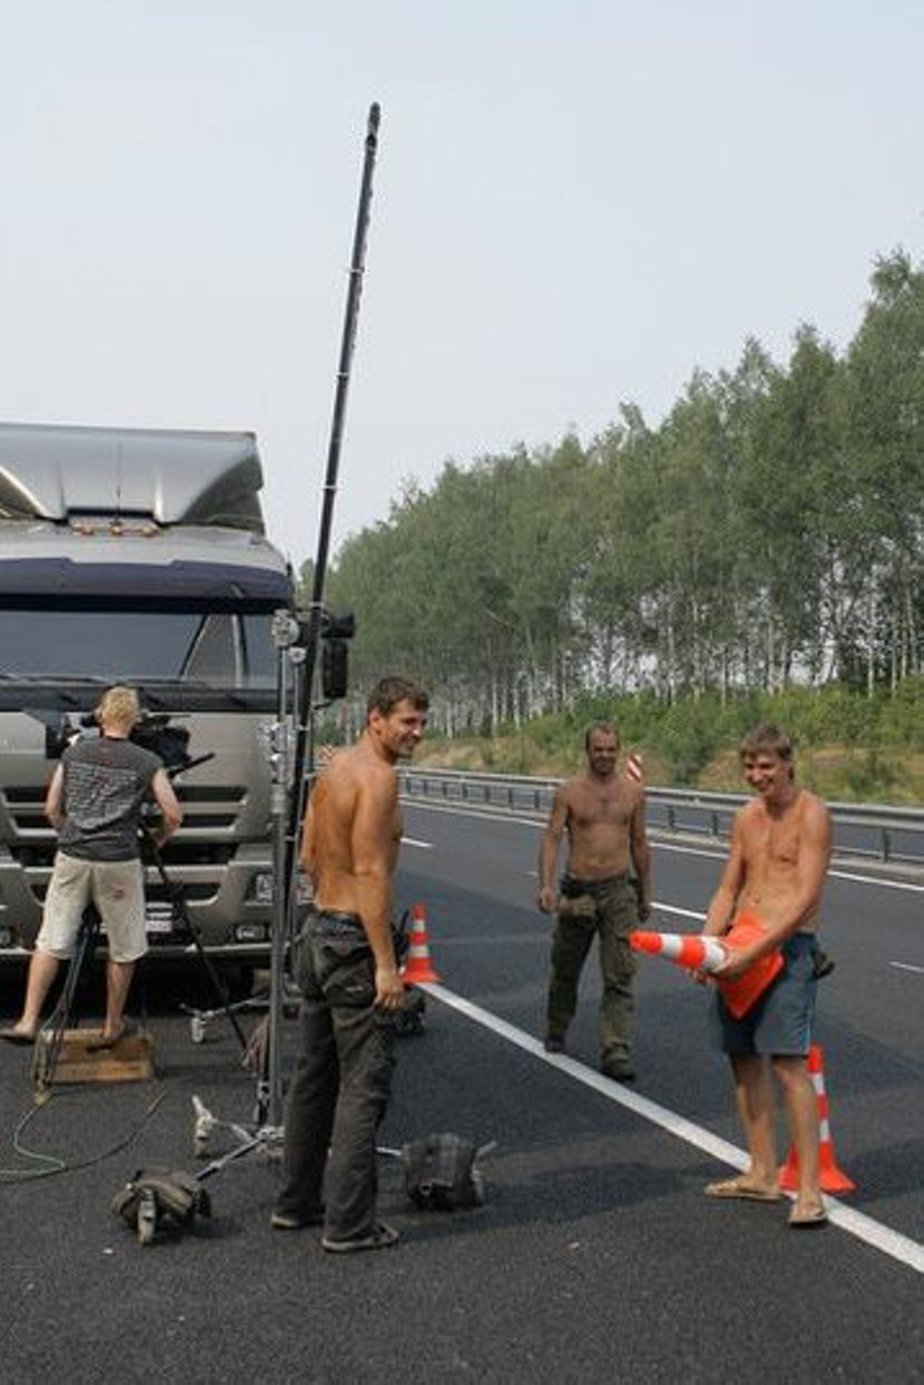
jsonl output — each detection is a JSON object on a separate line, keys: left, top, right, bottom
{"left": 31, "top": 829, "right": 257, "bottom": 1097}
{"left": 142, "top": 828, "right": 251, "bottom": 1055}
{"left": 32, "top": 903, "right": 103, "bottom": 1097}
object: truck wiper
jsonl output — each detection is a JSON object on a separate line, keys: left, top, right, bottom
{"left": 0, "top": 672, "right": 110, "bottom": 684}
{"left": 135, "top": 680, "right": 252, "bottom": 711}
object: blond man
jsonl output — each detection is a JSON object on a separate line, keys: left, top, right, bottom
{"left": 1, "top": 686, "right": 182, "bottom": 1048}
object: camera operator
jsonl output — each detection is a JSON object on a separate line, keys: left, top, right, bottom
{"left": 1, "top": 685, "right": 182, "bottom": 1049}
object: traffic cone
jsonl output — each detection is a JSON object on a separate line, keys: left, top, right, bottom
{"left": 625, "top": 750, "right": 644, "bottom": 785}
{"left": 630, "top": 929, "right": 727, "bottom": 972}
{"left": 401, "top": 903, "right": 441, "bottom": 985}
{"left": 778, "top": 1045, "right": 855, "bottom": 1194}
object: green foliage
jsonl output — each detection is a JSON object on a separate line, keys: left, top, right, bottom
{"left": 878, "top": 677, "right": 924, "bottom": 748}
{"left": 306, "top": 252, "right": 923, "bottom": 731}
{"left": 416, "top": 684, "right": 921, "bottom": 804}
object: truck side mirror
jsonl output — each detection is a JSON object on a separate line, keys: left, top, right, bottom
{"left": 321, "top": 639, "right": 350, "bottom": 701}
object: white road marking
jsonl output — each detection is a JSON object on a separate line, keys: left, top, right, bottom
{"left": 831, "top": 868, "right": 924, "bottom": 893}
{"left": 404, "top": 798, "right": 923, "bottom": 891}
{"left": 890, "top": 961, "right": 924, "bottom": 974}
{"left": 653, "top": 903, "right": 705, "bottom": 923}
{"left": 401, "top": 837, "right": 433, "bottom": 849}
{"left": 420, "top": 980, "right": 924, "bottom": 1277}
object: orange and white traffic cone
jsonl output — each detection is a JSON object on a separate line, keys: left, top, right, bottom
{"left": 401, "top": 903, "right": 441, "bottom": 985}
{"left": 778, "top": 1045, "right": 855, "bottom": 1194}
{"left": 630, "top": 929, "right": 727, "bottom": 972}
{"left": 625, "top": 750, "right": 644, "bottom": 785}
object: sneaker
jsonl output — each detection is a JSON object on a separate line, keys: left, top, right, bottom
{"left": 600, "top": 1056, "right": 636, "bottom": 1083}
{"left": 270, "top": 1208, "right": 324, "bottom": 1231}
{"left": 321, "top": 1222, "right": 399, "bottom": 1254}
{"left": 543, "top": 1035, "right": 566, "bottom": 1054}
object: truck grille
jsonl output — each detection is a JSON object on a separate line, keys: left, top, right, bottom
{"left": 2, "top": 783, "right": 251, "bottom": 887}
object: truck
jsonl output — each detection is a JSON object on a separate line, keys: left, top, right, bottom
{"left": 0, "top": 420, "right": 296, "bottom": 984}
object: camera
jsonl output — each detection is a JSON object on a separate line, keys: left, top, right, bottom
{"left": 43, "top": 708, "right": 194, "bottom": 776}
{"left": 129, "top": 713, "right": 194, "bottom": 775}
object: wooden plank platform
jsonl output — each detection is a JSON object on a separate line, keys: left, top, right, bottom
{"left": 34, "top": 1027, "right": 155, "bottom": 1085}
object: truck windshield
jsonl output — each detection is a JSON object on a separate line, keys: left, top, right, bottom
{"left": 0, "top": 610, "right": 276, "bottom": 687}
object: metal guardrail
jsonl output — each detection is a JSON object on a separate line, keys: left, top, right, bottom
{"left": 401, "top": 768, "right": 924, "bottom": 869}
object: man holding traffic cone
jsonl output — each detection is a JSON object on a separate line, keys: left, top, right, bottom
{"left": 700, "top": 724, "right": 832, "bottom": 1228}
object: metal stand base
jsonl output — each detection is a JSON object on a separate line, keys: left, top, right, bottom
{"left": 191, "top": 1093, "right": 284, "bottom": 1165}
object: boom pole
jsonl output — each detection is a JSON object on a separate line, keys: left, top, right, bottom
{"left": 288, "top": 102, "right": 382, "bottom": 866}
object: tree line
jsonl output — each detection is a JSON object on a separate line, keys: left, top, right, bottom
{"left": 304, "top": 251, "right": 923, "bottom": 738}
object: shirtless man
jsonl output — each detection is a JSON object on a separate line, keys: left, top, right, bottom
{"left": 538, "top": 722, "right": 651, "bottom": 1082}
{"left": 272, "top": 676, "right": 428, "bottom": 1253}
{"left": 702, "top": 723, "right": 832, "bottom": 1228}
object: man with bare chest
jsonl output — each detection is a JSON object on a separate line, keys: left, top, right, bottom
{"left": 701, "top": 723, "right": 832, "bottom": 1227}
{"left": 272, "top": 676, "right": 428, "bottom": 1253}
{"left": 538, "top": 723, "right": 651, "bottom": 1081}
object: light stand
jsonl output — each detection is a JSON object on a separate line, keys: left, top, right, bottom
{"left": 189, "top": 608, "right": 303, "bottom": 1161}
{"left": 186, "top": 103, "right": 381, "bottom": 1175}
{"left": 258, "top": 609, "right": 304, "bottom": 1130}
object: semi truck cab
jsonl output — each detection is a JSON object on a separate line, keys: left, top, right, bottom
{"left": 0, "top": 420, "right": 295, "bottom": 968}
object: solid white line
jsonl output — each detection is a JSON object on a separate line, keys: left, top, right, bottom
{"left": 404, "top": 798, "right": 923, "bottom": 891}
{"left": 890, "top": 961, "right": 924, "bottom": 974}
{"left": 654, "top": 903, "right": 705, "bottom": 923}
{"left": 419, "top": 980, "right": 924, "bottom": 1277}
{"left": 650, "top": 840, "right": 924, "bottom": 892}
{"left": 830, "top": 869, "right": 924, "bottom": 893}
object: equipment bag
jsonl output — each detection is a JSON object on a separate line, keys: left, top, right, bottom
{"left": 400, "top": 1132, "right": 485, "bottom": 1211}
{"left": 112, "top": 1167, "right": 211, "bottom": 1242}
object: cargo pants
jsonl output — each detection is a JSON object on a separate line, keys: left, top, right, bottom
{"left": 545, "top": 872, "right": 638, "bottom": 1065}
{"left": 276, "top": 910, "right": 395, "bottom": 1242}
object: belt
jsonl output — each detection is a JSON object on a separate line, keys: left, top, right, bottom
{"left": 310, "top": 908, "right": 366, "bottom": 938}
{"left": 561, "top": 872, "right": 628, "bottom": 896}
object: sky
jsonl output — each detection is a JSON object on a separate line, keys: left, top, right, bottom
{"left": 1, "top": 1, "right": 922, "bottom": 572}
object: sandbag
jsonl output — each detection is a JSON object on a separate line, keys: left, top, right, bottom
{"left": 401, "top": 1133, "right": 485, "bottom": 1211}
{"left": 112, "top": 1167, "right": 211, "bottom": 1242}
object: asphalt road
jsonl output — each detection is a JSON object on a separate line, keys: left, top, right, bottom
{"left": 1, "top": 802, "right": 922, "bottom": 1383}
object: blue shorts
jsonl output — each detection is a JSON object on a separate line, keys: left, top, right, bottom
{"left": 714, "top": 933, "right": 818, "bottom": 1057}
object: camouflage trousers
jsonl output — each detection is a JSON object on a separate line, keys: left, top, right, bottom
{"left": 546, "top": 873, "right": 638, "bottom": 1063}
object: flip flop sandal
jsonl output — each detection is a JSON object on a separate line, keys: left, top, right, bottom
{"left": 86, "top": 1019, "right": 139, "bottom": 1052}
{"left": 789, "top": 1206, "right": 829, "bottom": 1228}
{"left": 705, "top": 1177, "right": 782, "bottom": 1203}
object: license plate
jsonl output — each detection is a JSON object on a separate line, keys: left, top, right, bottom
{"left": 145, "top": 904, "right": 174, "bottom": 935}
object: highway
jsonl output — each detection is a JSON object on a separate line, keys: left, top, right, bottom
{"left": 1, "top": 800, "right": 922, "bottom": 1382}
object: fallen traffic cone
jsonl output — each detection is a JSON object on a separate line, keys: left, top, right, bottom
{"left": 778, "top": 1045, "right": 855, "bottom": 1194}
{"left": 630, "top": 929, "right": 727, "bottom": 972}
{"left": 401, "top": 903, "right": 441, "bottom": 985}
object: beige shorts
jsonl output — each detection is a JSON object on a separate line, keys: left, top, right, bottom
{"left": 37, "top": 852, "right": 148, "bottom": 964}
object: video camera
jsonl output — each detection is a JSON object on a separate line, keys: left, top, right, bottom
{"left": 43, "top": 708, "right": 196, "bottom": 776}
{"left": 128, "top": 713, "right": 195, "bottom": 776}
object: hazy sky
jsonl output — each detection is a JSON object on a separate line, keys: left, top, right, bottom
{"left": 2, "top": 1, "right": 921, "bottom": 569}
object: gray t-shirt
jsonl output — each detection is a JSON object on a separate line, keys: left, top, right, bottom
{"left": 57, "top": 735, "right": 164, "bottom": 862}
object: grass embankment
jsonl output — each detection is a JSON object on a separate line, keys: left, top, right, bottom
{"left": 415, "top": 684, "right": 924, "bottom": 806}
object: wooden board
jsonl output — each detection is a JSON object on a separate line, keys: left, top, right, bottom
{"left": 34, "top": 1027, "right": 155, "bottom": 1085}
